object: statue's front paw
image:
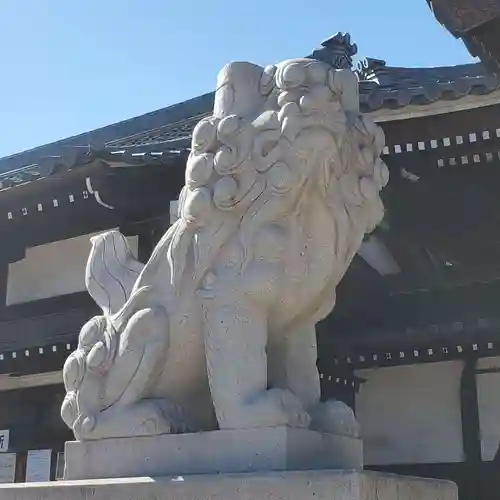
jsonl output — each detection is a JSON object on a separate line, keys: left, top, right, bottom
{"left": 309, "top": 400, "right": 360, "bottom": 437}
{"left": 243, "top": 388, "right": 311, "bottom": 428}
{"left": 73, "top": 398, "right": 194, "bottom": 441}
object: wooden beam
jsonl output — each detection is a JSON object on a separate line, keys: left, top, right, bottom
{"left": 460, "top": 356, "right": 483, "bottom": 499}
{"left": 137, "top": 228, "right": 154, "bottom": 263}
{"left": 460, "top": 356, "right": 482, "bottom": 464}
{"left": 463, "top": 17, "right": 500, "bottom": 72}
{"left": 427, "top": 0, "right": 499, "bottom": 35}
{"left": 381, "top": 103, "right": 500, "bottom": 146}
{"left": 0, "top": 371, "right": 62, "bottom": 391}
{"left": 0, "top": 262, "right": 9, "bottom": 309}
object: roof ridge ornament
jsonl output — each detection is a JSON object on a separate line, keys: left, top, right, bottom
{"left": 357, "top": 58, "right": 388, "bottom": 82}
{"left": 307, "top": 32, "right": 358, "bottom": 69}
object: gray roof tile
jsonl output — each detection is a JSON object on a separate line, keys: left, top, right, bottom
{"left": 0, "top": 144, "right": 189, "bottom": 191}
{"left": 107, "top": 112, "right": 212, "bottom": 149}
{"left": 0, "top": 92, "right": 213, "bottom": 176}
{"left": 358, "top": 61, "right": 500, "bottom": 111}
{"left": 0, "top": 61, "right": 497, "bottom": 190}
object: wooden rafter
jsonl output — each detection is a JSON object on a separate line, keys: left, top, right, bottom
{"left": 427, "top": 0, "right": 500, "bottom": 71}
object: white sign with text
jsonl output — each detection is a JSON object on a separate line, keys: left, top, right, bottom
{"left": 0, "top": 430, "right": 10, "bottom": 453}
{"left": 0, "top": 454, "right": 15, "bottom": 483}
{"left": 26, "top": 449, "right": 52, "bottom": 483}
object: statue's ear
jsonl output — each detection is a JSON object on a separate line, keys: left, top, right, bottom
{"left": 214, "top": 62, "right": 267, "bottom": 120}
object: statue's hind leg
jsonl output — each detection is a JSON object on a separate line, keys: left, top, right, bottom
{"left": 63, "top": 307, "right": 195, "bottom": 441}
{"left": 201, "top": 296, "right": 310, "bottom": 429}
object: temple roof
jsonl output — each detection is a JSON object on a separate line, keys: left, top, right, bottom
{"left": 427, "top": 0, "right": 500, "bottom": 72}
{"left": 0, "top": 60, "right": 497, "bottom": 190}
{"left": 358, "top": 61, "right": 499, "bottom": 109}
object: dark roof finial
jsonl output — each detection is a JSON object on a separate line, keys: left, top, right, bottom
{"left": 357, "top": 58, "right": 388, "bottom": 81}
{"left": 307, "top": 32, "right": 358, "bottom": 69}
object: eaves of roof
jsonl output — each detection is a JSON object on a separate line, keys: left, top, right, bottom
{"left": 359, "top": 63, "right": 500, "bottom": 113}
{"left": 0, "top": 92, "right": 213, "bottom": 176}
{"left": 426, "top": 0, "right": 500, "bottom": 35}
{"left": 109, "top": 62, "right": 500, "bottom": 147}
{"left": 0, "top": 61, "right": 497, "bottom": 192}
{"left": 0, "top": 144, "right": 190, "bottom": 193}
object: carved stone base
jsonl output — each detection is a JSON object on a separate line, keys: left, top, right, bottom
{"left": 0, "top": 471, "right": 458, "bottom": 500}
{"left": 64, "top": 426, "right": 362, "bottom": 480}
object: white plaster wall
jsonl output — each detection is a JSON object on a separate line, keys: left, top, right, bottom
{"left": 476, "top": 356, "right": 500, "bottom": 461}
{"left": 6, "top": 232, "right": 138, "bottom": 305}
{"left": 355, "top": 361, "right": 464, "bottom": 465}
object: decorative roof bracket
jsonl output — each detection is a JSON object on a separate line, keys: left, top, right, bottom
{"left": 307, "top": 32, "right": 358, "bottom": 69}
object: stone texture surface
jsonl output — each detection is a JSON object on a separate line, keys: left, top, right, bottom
{"left": 64, "top": 426, "right": 362, "bottom": 480}
{"left": 61, "top": 55, "right": 388, "bottom": 448}
{"left": 0, "top": 471, "right": 458, "bottom": 500}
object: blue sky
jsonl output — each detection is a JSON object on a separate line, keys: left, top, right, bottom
{"left": 0, "top": 0, "right": 474, "bottom": 158}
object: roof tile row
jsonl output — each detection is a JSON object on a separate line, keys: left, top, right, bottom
{"left": 0, "top": 61, "right": 498, "bottom": 189}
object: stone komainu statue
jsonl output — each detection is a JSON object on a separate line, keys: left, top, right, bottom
{"left": 61, "top": 56, "right": 388, "bottom": 440}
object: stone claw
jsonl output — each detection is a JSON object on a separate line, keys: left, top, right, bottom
{"left": 231, "top": 388, "right": 311, "bottom": 429}
{"left": 74, "top": 399, "right": 193, "bottom": 441}
{"left": 309, "top": 399, "right": 360, "bottom": 437}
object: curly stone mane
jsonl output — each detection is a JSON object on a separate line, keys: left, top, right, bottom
{"left": 134, "top": 59, "right": 387, "bottom": 297}
{"left": 61, "top": 57, "right": 388, "bottom": 442}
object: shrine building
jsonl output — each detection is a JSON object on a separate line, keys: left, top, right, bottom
{"left": 0, "top": 38, "right": 497, "bottom": 498}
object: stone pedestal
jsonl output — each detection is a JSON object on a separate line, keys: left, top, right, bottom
{"left": 64, "top": 426, "right": 362, "bottom": 480}
{"left": 0, "top": 431, "right": 458, "bottom": 500}
{"left": 0, "top": 470, "right": 458, "bottom": 500}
